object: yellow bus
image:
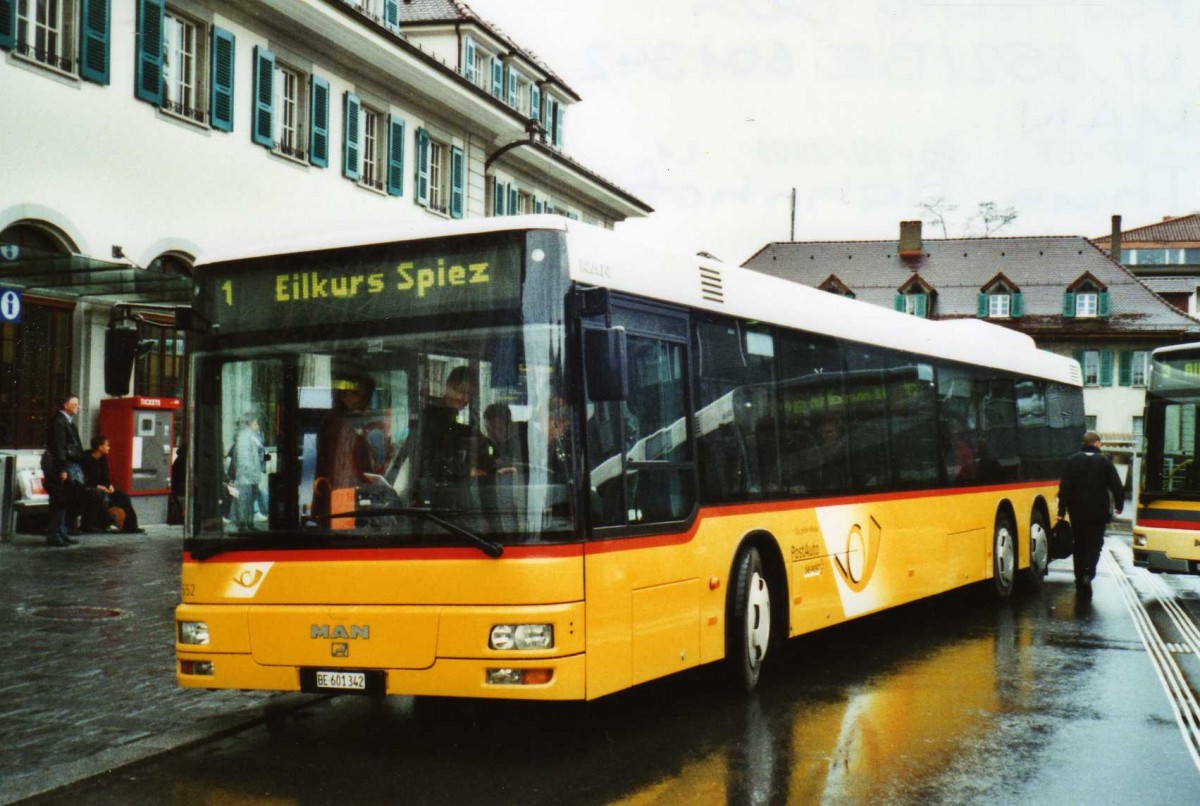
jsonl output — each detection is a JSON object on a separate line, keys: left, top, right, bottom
{"left": 166, "top": 217, "right": 1082, "bottom": 699}
{"left": 1134, "top": 343, "right": 1200, "bottom": 574}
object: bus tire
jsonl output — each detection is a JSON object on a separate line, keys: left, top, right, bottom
{"left": 992, "top": 511, "right": 1017, "bottom": 600}
{"left": 728, "top": 546, "right": 772, "bottom": 692}
{"left": 1021, "top": 508, "right": 1050, "bottom": 591}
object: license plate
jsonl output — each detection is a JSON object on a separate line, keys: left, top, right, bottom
{"left": 314, "top": 670, "right": 366, "bottom": 690}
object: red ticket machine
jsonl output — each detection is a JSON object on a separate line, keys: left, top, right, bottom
{"left": 99, "top": 397, "right": 181, "bottom": 511}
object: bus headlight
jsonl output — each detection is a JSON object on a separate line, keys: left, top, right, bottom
{"left": 1133, "top": 533, "right": 1147, "bottom": 548}
{"left": 489, "top": 624, "right": 554, "bottom": 650}
{"left": 178, "top": 621, "right": 210, "bottom": 645}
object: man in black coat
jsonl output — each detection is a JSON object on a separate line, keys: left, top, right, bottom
{"left": 1057, "top": 431, "right": 1125, "bottom": 599}
{"left": 43, "top": 394, "right": 84, "bottom": 547}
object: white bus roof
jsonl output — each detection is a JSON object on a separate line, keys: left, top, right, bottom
{"left": 1151, "top": 342, "right": 1200, "bottom": 359}
{"left": 197, "top": 216, "right": 1079, "bottom": 386}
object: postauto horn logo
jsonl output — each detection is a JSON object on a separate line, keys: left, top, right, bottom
{"left": 832, "top": 516, "right": 882, "bottom": 593}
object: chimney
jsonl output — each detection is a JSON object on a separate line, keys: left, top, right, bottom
{"left": 899, "top": 220, "right": 922, "bottom": 258}
{"left": 1110, "top": 214, "right": 1122, "bottom": 260}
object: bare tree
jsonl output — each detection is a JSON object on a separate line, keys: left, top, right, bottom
{"left": 917, "top": 196, "right": 957, "bottom": 238}
{"left": 915, "top": 199, "right": 1019, "bottom": 237}
{"left": 971, "top": 201, "right": 1019, "bottom": 236}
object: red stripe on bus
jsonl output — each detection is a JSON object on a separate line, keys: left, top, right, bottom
{"left": 183, "top": 543, "right": 585, "bottom": 563}
{"left": 184, "top": 480, "right": 1056, "bottom": 563}
{"left": 1136, "top": 519, "right": 1200, "bottom": 532}
{"left": 583, "top": 479, "right": 1056, "bottom": 555}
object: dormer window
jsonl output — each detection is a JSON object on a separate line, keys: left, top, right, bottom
{"left": 977, "top": 274, "right": 1023, "bottom": 319}
{"left": 462, "top": 36, "right": 493, "bottom": 93}
{"left": 1063, "top": 274, "right": 1110, "bottom": 319}
{"left": 894, "top": 276, "right": 934, "bottom": 318}
{"left": 818, "top": 275, "right": 856, "bottom": 299}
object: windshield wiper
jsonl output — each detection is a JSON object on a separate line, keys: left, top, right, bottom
{"left": 316, "top": 507, "right": 504, "bottom": 558}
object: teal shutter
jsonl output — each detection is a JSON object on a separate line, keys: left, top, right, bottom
{"left": 1118, "top": 351, "right": 1133, "bottom": 387}
{"left": 976, "top": 293, "right": 988, "bottom": 317}
{"left": 80, "top": 0, "right": 110, "bottom": 85}
{"left": 1098, "top": 291, "right": 1111, "bottom": 317}
{"left": 894, "top": 294, "right": 905, "bottom": 312}
{"left": 0, "top": 0, "right": 14, "bottom": 51}
{"left": 534, "top": 197, "right": 543, "bottom": 214}
{"left": 343, "top": 92, "right": 361, "bottom": 181}
{"left": 914, "top": 293, "right": 928, "bottom": 318}
{"left": 508, "top": 185, "right": 518, "bottom": 216}
{"left": 1073, "top": 350, "right": 1085, "bottom": 379}
{"left": 492, "top": 180, "right": 504, "bottom": 216}
{"left": 386, "top": 116, "right": 405, "bottom": 196}
{"left": 544, "top": 200, "right": 554, "bottom": 215}
{"left": 135, "top": 0, "right": 165, "bottom": 106}
{"left": 1010, "top": 292, "right": 1023, "bottom": 318}
{"left": 507, "top": 68, "right": 518, "bottom": 107}
{"left": 491, "top": 59, "right": 503, "bottom": 98}
{"left": 308, "top": 75, "right": 329, "bottom": 166}
{"left": 530, "top": 84, "right": 541, "bottom": 123}
{"left": 384, "top": 0, "right": 399, "bottom": 29}
{"left": 463, "top": 37, "right": 475, "bottom": 83}
{"left": 554, "top": 105, "right": 564, "bottom": 147}
{"left": 252, "top": 47, "right": 275, "bottom": 148}
{"left": 415, "top": 128, "right": 430, "bottom": 206}
{"left": 1099, "top": 349, "right": 1114, "bottom": 386}
{"left": 450, "top": 146, "right": 464, "bottom": 219}
{"left": 1062, "top": 292, "right": 1076, "bottom": 318}
{"left": 209, "top": 27, "right": 235, "bottom": 132}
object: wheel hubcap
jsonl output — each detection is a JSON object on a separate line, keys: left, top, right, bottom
{"left": 745, "top": 571, "right": 771, "bottom": 668}
{"left": 997, "top": 526, "right": 1015, "bottom": 587}
{"left": 1030, "top": 521, "right": 1048, "bottom": 573}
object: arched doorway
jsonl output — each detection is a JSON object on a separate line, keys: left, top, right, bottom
{"left": 0, "top": 222, "right": 77, "bottom": 448}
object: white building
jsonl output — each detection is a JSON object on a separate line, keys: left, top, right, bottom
{"left": 0, "top": 0, "right": 651, "bottom": 504}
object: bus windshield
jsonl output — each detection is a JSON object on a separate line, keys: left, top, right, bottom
{"left": 188, "top": 230, "right": 576, "bottom": 552}
{"left": 1144, "top": 349, "right": 1200, "bottom": 496}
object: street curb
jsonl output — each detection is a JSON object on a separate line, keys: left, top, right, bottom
{"left": 1, "top": 693, "right": 328, "bottom": 805}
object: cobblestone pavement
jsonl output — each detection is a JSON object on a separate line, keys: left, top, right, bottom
{"left": 0, "top": 525, "right": 298, "bottom": 804}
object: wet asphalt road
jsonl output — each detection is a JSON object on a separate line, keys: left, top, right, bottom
{"left": 24, "top": 536, "right": 1200, "bottom": 805}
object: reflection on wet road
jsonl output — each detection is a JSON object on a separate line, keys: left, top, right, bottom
{"left": 35, "top": 538, "right": 1200, "bottom": 805}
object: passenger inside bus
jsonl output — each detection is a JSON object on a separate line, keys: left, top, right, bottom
{"left": 312, "top": 372, "right": 392, "bottom": 520}
{"left": 415, "top": 366, "right": 476, "bottom": 506}
{"left": 945, "top": 418, "right": 977, "bottom": 484}
{"left": 474, "top": 402, "right": 518, "bottom": 477}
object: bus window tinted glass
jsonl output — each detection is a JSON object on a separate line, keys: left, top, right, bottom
{"left": 694, "top": 317, "right": 779, "bottom": 501}
{"left": 938, "top": 365, "right": 979, "bottom": 485}
{"left": 978, "top": 376, "right": 1018, "bottom": 483}
{"left": 841, "top": 343, "right": 890, "bottom": 489}
{"left": 777, "top": 330, "right": 847, "bottom": 495}
{"left": 887, "top": 355, "right": 938, "bottom": 487}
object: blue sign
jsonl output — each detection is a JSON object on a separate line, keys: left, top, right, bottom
{"left": 0, "top": 287, "right": 22, "bottom": 324}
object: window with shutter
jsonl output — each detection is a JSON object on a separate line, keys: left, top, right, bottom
{"left": 135, "top": 0, "right": 165, "bottom": 106}
{"left": 308, "top": 76, "right": 329, "bottom": 166}
{"left": 79, "top": 0, "right": 110, "bottom": 84}
{"left": 387, "top": 116, "right": 405, "bottom": 196}
{"left": 252, "top": 46, "right": 276, "bottom": 148}
{"left": 210, "top": 27, "right": 235, "bottom": 132}
{"left": 343, "top": 92, "right": 361, "bottom": 181}
{"left": 450, "top": 146, "right": 464, "bottom": 219}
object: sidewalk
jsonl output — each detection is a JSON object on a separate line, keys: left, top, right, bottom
{"left": 0, "top": 524, "right": 308, "bottom": 804}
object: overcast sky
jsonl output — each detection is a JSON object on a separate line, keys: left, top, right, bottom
{"left": 465, "top": 0, "right": 1199, "bottom": 265}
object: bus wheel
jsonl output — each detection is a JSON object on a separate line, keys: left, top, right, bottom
{"left": 1021, "top": 509, "right": 1050, "bottom": 591}
{"left": 729, "top": 546, "right": 772, "bottom": 692}
{"left": 992, "top": 513, "right": 1017, "bottom": 600}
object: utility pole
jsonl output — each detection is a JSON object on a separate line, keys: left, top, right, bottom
{"left": 790, "top": 188, "right": 796, "bottom": 241}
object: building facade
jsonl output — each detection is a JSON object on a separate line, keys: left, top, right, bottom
{"left": 1092, "top": 213, "right": 1200, "bottom": 317}
{"left": 0, "top": 0, "right": 651, "bottom": 505}
{"left": 742, "top": 221, "right": 1200, "bottom": 483}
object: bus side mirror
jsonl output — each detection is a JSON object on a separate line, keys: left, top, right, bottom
{"left": 585, "top": 327, "right": 628, "bottom": 402}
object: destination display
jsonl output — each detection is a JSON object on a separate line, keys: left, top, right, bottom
{"left": 1152, "top": 353, "right": 1200, "bottom": 394}
{"left": 198, "top": 236, "right": 524, "bottom": 334}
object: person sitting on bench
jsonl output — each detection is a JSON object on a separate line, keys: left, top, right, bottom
{"left": 81, "top": 435, "right": 145, "bottom": 534}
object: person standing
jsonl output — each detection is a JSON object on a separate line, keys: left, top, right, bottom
{"left": 81, "top": 435, "right": 145, "bottom": 533}
{"left": 42, "top": 394, "right": 84, "bottom": 547}
{"left": 1057, "top": 431, "right": 1124, "bottom": 599}
{"left": 234, "top": 415, "right": 265, "bottom": 531}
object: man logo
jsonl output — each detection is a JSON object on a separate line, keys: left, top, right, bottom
{"left": 310, "top": 624, "right": 370, "bottom": 640}
{"left": 832, "top": 516, "right": 882, "bottom": 592}
{"left": 331, "top": 643, "right": 349, "bottom": 657}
